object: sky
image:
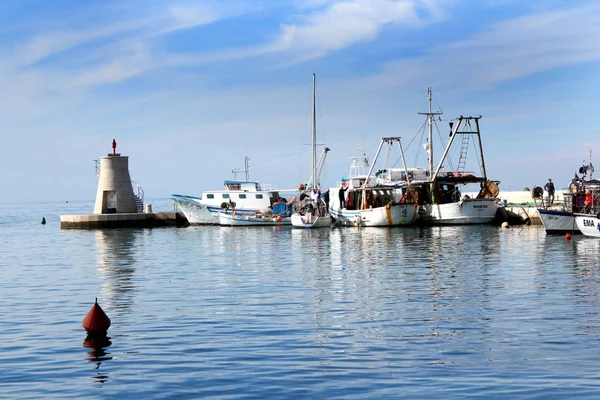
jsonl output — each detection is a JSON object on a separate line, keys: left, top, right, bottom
{"left": 1, "top": 0, "right": 600, "bottom": 203}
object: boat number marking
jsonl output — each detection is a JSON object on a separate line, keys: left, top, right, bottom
{"left": 473, "top": 205, "right": 487, "bottom": 209}
{"left": 583, "top": 219, "right": 596, "bottom": 227}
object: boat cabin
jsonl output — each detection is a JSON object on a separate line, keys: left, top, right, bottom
{"left": 375, "top": 167, "right": 429, "bottom": 186}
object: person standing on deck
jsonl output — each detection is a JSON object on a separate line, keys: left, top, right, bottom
{"left": 338, "top": 185, "right": 347, "bottom": 209}
{"left": 544, "top": 178, "right": 555, "bottom": 204}
{"left": 323, "top": 189, "right": 330, "bottom": 212}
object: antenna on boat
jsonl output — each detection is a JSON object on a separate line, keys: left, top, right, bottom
{"left": 590, "top": 148, "right": 594, "bottom": 180}
{"left": 232, "top": 156, "right": 250, "bottom": 181}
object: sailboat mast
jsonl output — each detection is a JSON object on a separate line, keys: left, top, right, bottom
{"left": 427, "top": 88, "right": 434, "bottom": 176}
{"left": 312, "top": 73, "right": 317, "bottom": 189}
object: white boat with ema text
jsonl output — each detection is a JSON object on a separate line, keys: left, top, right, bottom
{"left": 573, "top": 179, "right": 600, "bottom": 237}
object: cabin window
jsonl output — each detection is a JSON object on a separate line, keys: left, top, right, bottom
{"left": 239, "top": 194, "right": 247, "bottom": 199}
{"left": 206, "top": 194, "right": 214, "bottom": 199}
{"left": 227, "top": 183, "right": 241, "bottom": 190}
{"left": 256, "top": 194, "right": 263, "bottom": 199}
{"left": 222, "top": 194, "right": 230, "bottom": 199}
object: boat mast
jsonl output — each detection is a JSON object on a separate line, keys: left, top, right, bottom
{"left": 418, "top": 87, "right": 442, "bottom": 178}
{"left": 312, "top": 73, "right": 317, "bottom": 190}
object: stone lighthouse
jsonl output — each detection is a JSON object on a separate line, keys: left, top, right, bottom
{"left": 93, "top": 139, "right": 139, "bottom": 214}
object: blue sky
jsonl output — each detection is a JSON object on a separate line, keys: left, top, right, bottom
{"left": 1, "top": 0, "right": 599, "bottom": 202}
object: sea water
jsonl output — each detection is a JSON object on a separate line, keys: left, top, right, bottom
{"left": 1, "top": 199, "right": 599, "bottom": 399}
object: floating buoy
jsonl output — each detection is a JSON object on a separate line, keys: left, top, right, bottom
{"left": 41, "top": 217, "right": 46, "bottom": 225}
{"left": 566, "top": 232, "right": 572, "bottom": 241}
{"left": 82, "top": 298, "right": 111, "bottom": 334}
{"left": 276, "top": 215, "right": 282, "bottom": 222}
{"left": 501, "top": 221, "right": 509, "bottom": 228}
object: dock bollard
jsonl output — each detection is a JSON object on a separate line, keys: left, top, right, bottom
{"left": 146, "top": 204, "right": 153, "bottom": 213}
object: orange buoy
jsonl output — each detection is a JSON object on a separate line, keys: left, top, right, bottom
{"left": 566, "top": 232, "right": 572, "bottom": 241}
{"left": 276, "top": 215, "right": 282, "bottom": 222}
{"left": 82, "top": 298, "right": 111, "bottom": 334}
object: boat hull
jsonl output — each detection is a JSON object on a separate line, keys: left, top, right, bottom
{"left": 291, "top": 212, "right": 333, "bottom": 228}
{"left": 418, "top": 198, "right": 500, "bottom": 225}
{"left": 574, "top": 213, "right": 600, "bottom": 237}
{"left": 172, "top": 194, "right": 270, "bottom": 225}
{"left": 218, "top": 212, "right": 291, "bottom": 227}
{"left": 331, "top": 203, "right": 419, "bottom": 227}
{"left": 538, "top": 209, "right": 580, "bottom": 234}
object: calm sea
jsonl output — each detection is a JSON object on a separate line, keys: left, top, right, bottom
{"left": 1, "top": 199, "right": 599, "bottom": 399}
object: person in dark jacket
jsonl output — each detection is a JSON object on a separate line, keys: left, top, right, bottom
{"left": 544, "top": 178, "right": 555, "bottom": 204}
{"left": 338, "top": 186, "right": 347, "bottom": 209}
{"left": 323, "top": 189, "right": 330, "bottom": 212}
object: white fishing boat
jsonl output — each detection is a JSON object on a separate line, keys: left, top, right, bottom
{"left": 329, "top": 137, "right": 419, "bottom": 227}
{"left": 171, "top": 157, "right": 290, "bottom": 225}
{"left": 573, "top": 178, "right": 600, "bottom": 237}
{"left": 218, "top": 202, "right": 293, "bottom": 227}
{"left": 292, "top": 73, "right": 334, "bottom": 229}
{"left": 390, "top": 88, "right": 501, "bottom": 225}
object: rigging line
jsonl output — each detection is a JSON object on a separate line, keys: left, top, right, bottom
{"left": 250, "top": 151, "right": 312, "bottom": 170}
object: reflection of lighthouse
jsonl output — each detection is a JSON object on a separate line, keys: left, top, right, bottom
{"left": 93, "top": 139, "right": 140, "bottom": 214}
{"left": 95, "top": 229, "right": 139, "bottom": 315}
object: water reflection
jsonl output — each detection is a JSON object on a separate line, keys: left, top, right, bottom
{"left": 95, "top": 229, "right": 140, "bottom": 315}
{"left": 83, "top": 333, "right": 112, "bottom": 384}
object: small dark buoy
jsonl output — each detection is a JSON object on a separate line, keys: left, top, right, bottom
{"left": 83, "top": 298, "right": 111, "bottom": 334}
{"left": 41, "top": 217, "right": 46, "bottom": 225}
{"left": 566, "top": 232, "right": 572, "bottom": 241}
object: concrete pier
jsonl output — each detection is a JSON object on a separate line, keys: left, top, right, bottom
{"left": 60, "top": 139, "right": 189, "bottom": 229}
{"left": 60, "top": 212, "right": 188, "bottom": 229}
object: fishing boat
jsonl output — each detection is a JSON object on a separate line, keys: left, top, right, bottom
{"left": 291, "top": 73, "right": 334, "bottom": 229}
{"left": 393, "top": 88, "right": 501, "bottom": 224}
{"left": 329, "top": 137, "right": 419, "bottom": 227}
{"left": 171, "top": 157, "right": 289, "bottom": 225}
{"left": 574, "top": 180, "right": 600, "bottom": 237}
{"left": 538, "top": 161, "right": 595, "bottom": 234}
{"left": 218, "top": 202, "right": 293, "bottom": 227}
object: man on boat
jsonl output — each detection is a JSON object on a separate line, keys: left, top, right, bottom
{"left": 544, "top": 178, "right": 555, "bottom": 204}
{"left": 324, "top": 189, "right": 330, "bottom": 212}
{"left": 338, "top": 185, "right": 348, "bottom": 209}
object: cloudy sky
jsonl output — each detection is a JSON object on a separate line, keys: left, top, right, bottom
{"left": 1, "top": 0, "right": 599, "bottom": 203}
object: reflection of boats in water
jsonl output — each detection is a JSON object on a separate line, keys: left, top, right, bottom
{"left": 95, "top": 229, "right": 140, "bottom": 314}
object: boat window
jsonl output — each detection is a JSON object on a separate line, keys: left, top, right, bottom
{"left": 256, "top": 194, "right": 263, "bottom": 199}
{"left": 222, "top": 194, "right": 230, "bottom": 199}
{"left": 227, "top": 183, "right": 241, "bottom": 190}
{"left": 239, "top": 194, "right": 247, "bottom": 199}
{"left": 206, "top": 194, "right": 214, "bottom": 199}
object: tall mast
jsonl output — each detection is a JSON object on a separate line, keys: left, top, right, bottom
{"left": 312, "top": 73, "right": 317, "bottom": 189}
{"left": 418, "top": 87, "right": 442, "bottom": 178}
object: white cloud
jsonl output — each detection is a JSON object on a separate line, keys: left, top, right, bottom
{"left": 361, "top": 2, "right": 600, "bottom": 90}
{"left": 271, "top": 0, "right": 431, "bottom": 62}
